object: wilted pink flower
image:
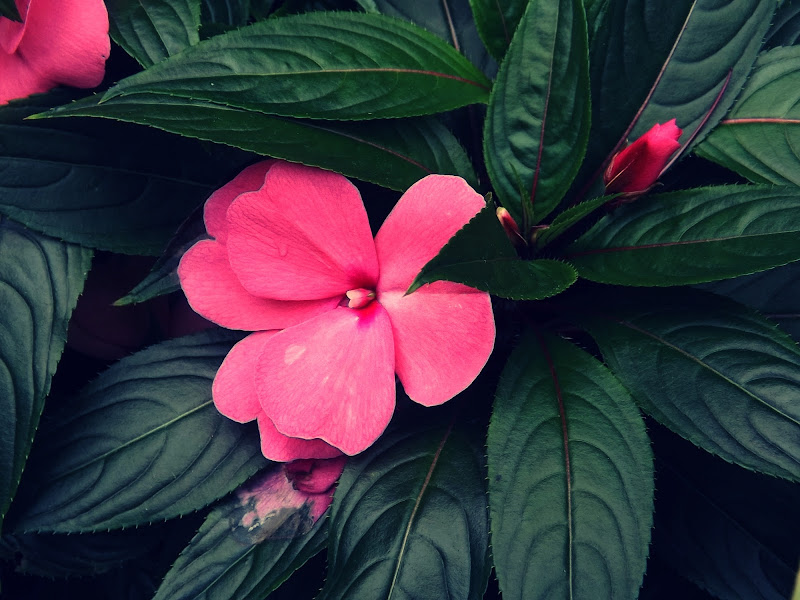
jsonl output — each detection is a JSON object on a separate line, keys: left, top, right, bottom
{"left": 604, "top": 119, "right": 683, "bottom": 194}
{"left": 0, "top": 0, "right": 109, "bottom": 105}
{"left": 178, "top": 160, "right": 495, "bottom": 461}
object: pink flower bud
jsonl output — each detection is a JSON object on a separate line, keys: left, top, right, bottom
{"left": 496, "top": 207, "right": 525, "bottom": 247}
{"left": 604, "top": 120, "right": 683, "bottom": 195}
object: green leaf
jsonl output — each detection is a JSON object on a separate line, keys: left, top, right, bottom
{"left": 565, "top": 185, "right": 800, "bottom": 286}
{"left": 696, "top": 47, "right": 800, "bottom": 187}
{"left": 468, "top": 0, "right": 528, "bottom": 61}
{"left": 99, "top": 12, "right": 491, "bottom": 120}
{"left": 0, "top": 0, "right": 21, "bottom": 21}
{"left": 115, "top": 205, "right": 205, "bottom": 305}
{"left": 578, "top": 0, "right": 776, "bottom": 195}
{"left": 106, "top": 0, "right": 201, "bottom": 68}
{"left": 319, "top": 424, "right": 490, "bottom": 600}
{"left": 580, "top": 288, "right": 800, "bottom": 481}
{"left": 488, "top": 332, "right": 653, "bottom": 600}
{"left": 0, "top": 221, "right": 91, "bottom": 532}
{"left": 535, "top": 194, "right": 613, "bottom": 248}
{"left": 38, "top": 94, "right": 477, "bottom": 191}
{"left": 0, "top": 94, "right": 232, "bottom": 256}
{"left": 700, "top": 261, "right": 800, "bottom": 340}
{"left": 407, "top": 202, "right": 578, "bottom": 299}
{"left": 9, "top": 331, "right": 268, "bottom": 533}
{"left": 357, "top": 0, "right": 495, "bottom": 75}
{"left": 201, "top": 0, "right": 249, "bottom": 26}
{"left": 153, "top": 467, "right": 328, "bottom": 600}
{"left": 763, "top": 0, "right": 800, "bottom": 49}
{"left": 651, "top": 427, "right": 799, "bottom": 600}
{"left": 484, "top": 0, "right": 591, "bottom": 225}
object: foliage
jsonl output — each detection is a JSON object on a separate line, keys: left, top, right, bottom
{"left": 1, "top": 0, "right": 799, "bottom": 598}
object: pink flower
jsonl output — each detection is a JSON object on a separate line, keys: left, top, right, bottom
{"left": 604, "top": 119, "right": 683, "bottom": 194}
{"left": 0, "top": 0, "right": 109, "bottom": 105}
{"left": 178, "top": 160, "right": 495, "bottom": 461}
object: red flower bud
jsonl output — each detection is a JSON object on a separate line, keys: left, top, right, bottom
{"left": 604, "top": 119, "right": 682, "bottom": 194}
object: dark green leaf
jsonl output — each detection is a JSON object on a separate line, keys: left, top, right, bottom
{"left": 535, "top": 194, "right": 613, "bottom": 248}
{"left": 468, "top": 0, "right": 528, "bottom": 61}
{"left": 115, "top": 205, "right": 206, "bottom": 305}
{"left": 38, "top": 94, "right": 477, "bottom": 191}
{"left": 408, "top": 202, "right": 577, "bottom": 299}
{"left": 488, "top": 332, "right": 653, "bottom": 600}
{"left": 106, "top": 0, "right": 201, "bottom": 67}
{"left": 0, "top": 221, "right": 90, "bottom": 531}
{"left": 0, "top": 94, "right": 235, "bottom": 256}
{"left": 201, "top": 0, "right": 249, "bottom": 26}
{"left": 580, "top": 288, "right": 800, "bottom": 481}
{"left": 763, "top": 0, "right": 800, "bottom": 49}
{"left": 484, "top": 0, "right": 591, "bottom": 225}
{"left": 10, "top": 331, "right": 268, "bottom": 533}
{"left": 584, "top": 0, "right": 610, "bottom": 44}
{"left": 99, "top": 13, "right": 491, "bottom": 120}
{"left": 153, "top": 467, "right": 328, "bottom": 600}
{"left": 699, "top": 261, "right": 800, "bottom": 340}
{"left": 651, "top": 426, "right": 799, "bottom": 600}
{"left": 356, "top": 0, "right": 495, "bottom": 75}
{"left": 0, "top": 0, "right": 21, "bottom": 21}
{"left": 696, "top": 47, "right": 800, "bottom": 187}
{"left": 577, "top": 0, "right": 775, "bottom": 196}
{"left": 319, "top": 425, "right": 490, "bottom": 600}
{"left": 565, "top": 185, "right": 800, "bottom": 286}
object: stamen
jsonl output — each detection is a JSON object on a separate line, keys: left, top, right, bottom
{"left": 346, "top": 288, "right": 376, "bottom": 309}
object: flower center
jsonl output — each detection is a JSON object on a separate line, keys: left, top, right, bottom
{"left": 344, "top": 288, "right": 376, "bottom": 309}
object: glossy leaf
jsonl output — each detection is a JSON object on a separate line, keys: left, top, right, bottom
{"left": 488, "top": 332, "right": 653, "bottom": 600}
{"left": 0, "top": 221, "right": 90, "bottom": 531}
{"left": 580, "top": 289, "right": 800, "bottom": 481}
{"left": 484, "top": 0, "right": 591, "bottom": 225}
{"left": 319, "top": 425, "right": 490, "bottom": 600}
{"left": 696, "top": 47, "right": 800, "bottom": 187}
{"left": 651, "top": 427, "right": 799, "bottom": 600}
{"left": 99, "top": 13, "right": 491, "bottom": 120}
{"left": 10, "top": 331, "right": 268, "bottom": 533}
{"left": 468, "top": 0, "right": 528, "bottom": 61}
{"left": 535, "top": 194, "right": 613, "bottom": 248}
{"left": 153, "top": 467, "right": 328, "bottom": 600}
{"left": 408, "top": 202, "right": 577, "bottom": 299}
{"left": 763, "top": 0, "right": 800, "bottom": 49}
{"left": 0, "top": 95, "right": 229, "bottom": 256}
{"left": 38, "top": 94, "right": 477, "bottom": 191}
{"left": 115, "top": 205, "right": 205, "bottom": 305}
{"left": 700, "top": 261, "right": 800, "bottom": 340}
{"left": 0, "top": 0, "right": 21, "bottom": 21}
{"left": 565, "top": 185, "right": 800, "bottom": 286}
{"left": 356, "top": 0, "right": 494, "bottom": 75}
{"left": 578, "top": 0, "right": 775, "bottom": 195}
{"left": 106, "top": 0, "right": 201, "bottom": 67}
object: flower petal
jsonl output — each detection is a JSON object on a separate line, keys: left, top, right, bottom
{"left": 257, "top": 415, "right": 343, "bottom": 462}
{"left": 18, "top": 0, "right": 109, "bottom": 88}
{"left": 204, "top": 161, "right": 274, "bottom": 245}
{"left": 0, "top": 1, "right": 28, "bottom": 55}
{"left": 178, "top": 239, "right": 338, "bottom": 331}
{"left": 375, "top": 175, "right": 485, "bottom": 292}
{"left": 226, "top": 161, "right": 379, "bottom": 301}
{"left": 256, "top": 303, "right": 396, "bottom": 456}
{"left": 213, "top": 331, "right": 277, "bottom": 423}
{"left": 379, "top": 283, "right": 494, "bottom": 406}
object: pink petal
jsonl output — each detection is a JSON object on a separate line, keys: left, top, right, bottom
{"left": 255, "top": 304, "right": 396, "bottom": 456}
{"left": 285, "top": 456, "right": 347, "bottom": 494}
{"left": 375, "top": 175, "right": 485, "bottom": 292}
{"left": 213, "top": 331, "right": 278, "bottom": 423}
{"left": 257, "top": 415, "right": 343, "bottom": 462}
{"left": 0, "top": 1, "right": 28, "bottom": 55}
{"left": 6, "top": 0, "right": 108, "bottom": 100}
{"left": 226, "top": 161, "right": 379, "bottom": 301}
{"left": 178, "top": 239, "right": 338, "bottom": 331}
{"left": 204, "top": 161, "right": 275, "bottom": 245}
{"left": 378, "top": 283, "right": 494, "bottom": 406}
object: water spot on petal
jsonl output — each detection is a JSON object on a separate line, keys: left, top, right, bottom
{"left": 284, "top": 344, "right": 306, "bottom": 365}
